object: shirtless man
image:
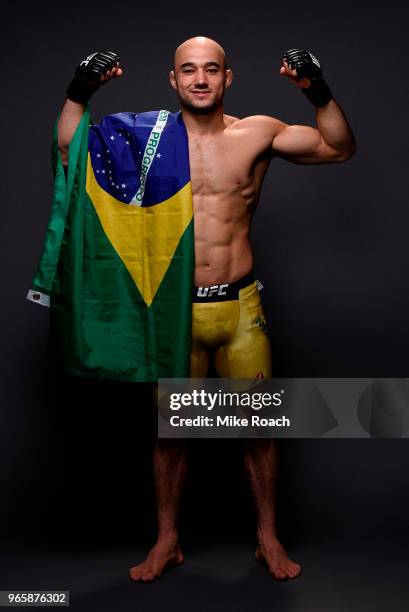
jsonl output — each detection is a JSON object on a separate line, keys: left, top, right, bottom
{"left": 58, "top": 37, "right": 356, "bottom": 582}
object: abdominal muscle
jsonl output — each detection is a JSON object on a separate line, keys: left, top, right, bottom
{"left": 193, "top": 192, "right": 255, "bottom": 286}
{"left": 189, "top": 118, "right": 270, "bottom": 287}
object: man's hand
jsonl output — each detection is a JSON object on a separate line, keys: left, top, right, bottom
{"left": 76, "top": 51, "right": 123, "bottom": 84}
{"left": 66, "top": 51, "right": 123, "bottom": 104}
{"left": 280, "top": 49, "right": 322, "bottom": 88}
{"left": 280, "top": 60, "right": 311, "bottom": 88}
{"left": 280, "top": 49, "right": 332, "bottom": 107}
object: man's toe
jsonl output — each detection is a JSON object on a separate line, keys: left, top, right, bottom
{"left": 140, "top": 570, "right": 156, "bottom": 582}
{"left": 130, "top": 566, "right": 145, "bottom": 580}
{"left": 272, "top": 567, "right": 287, "bottom": 580}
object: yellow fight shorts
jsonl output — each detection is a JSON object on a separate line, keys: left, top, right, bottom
{"left": 190, "top": 272, "right": 272, "bottom": 378}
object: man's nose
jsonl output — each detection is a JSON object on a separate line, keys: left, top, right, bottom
{"left": 194, "top": 70, "right": 208, "bottom": 86}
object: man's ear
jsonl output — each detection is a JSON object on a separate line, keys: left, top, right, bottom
{"left": 169, "top": 70, "right": 177, "bottom": 90}
{"left": 225, "top": 69, "right": 233, "bottom": 88}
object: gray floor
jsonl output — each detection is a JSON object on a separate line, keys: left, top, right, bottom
{"left": 1, "top": 534, "right": 408, "bottom": 611}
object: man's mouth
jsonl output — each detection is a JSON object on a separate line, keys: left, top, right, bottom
{"left": 191, "top": 91, "right": 211, "bottom": 96}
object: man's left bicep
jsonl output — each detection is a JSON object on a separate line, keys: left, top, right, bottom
{"left": 272, "top": 124, "right": 338, "bottom": 164}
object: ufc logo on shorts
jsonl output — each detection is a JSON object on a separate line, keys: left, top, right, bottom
{"left": 196, "top": 284, "right": 229, "bottom": 297}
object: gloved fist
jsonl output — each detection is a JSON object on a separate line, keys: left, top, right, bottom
{"left": 66, "top": 50, "right": 123, "bottom": 104}
{"left": 76, "top": 51, "right": 121, "bottom": 84}
{"left": 280, "top": 49, "right": 332, "bottom": 107}
{"left": 281, "top": 49, "right": 322, "bottom": 87}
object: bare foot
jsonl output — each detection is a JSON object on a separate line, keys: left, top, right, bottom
{"left": 129, "top": 538, "right": 184, "bottom": 583}
{"left": 255, "top": 537, "right": 301, "bottom": 580}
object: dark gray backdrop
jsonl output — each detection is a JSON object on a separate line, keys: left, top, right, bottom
{"left": 1, "top": 0, "right": 409, "bottom": 610}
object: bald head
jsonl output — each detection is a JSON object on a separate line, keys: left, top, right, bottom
{"left": 173, "top": 36, "right": 228, "bottom": 71}
{"left": 169, "top": 36, "right": 233, "bottom": 115}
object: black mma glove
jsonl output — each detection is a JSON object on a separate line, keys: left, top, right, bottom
{"left": 66, "top": 51, "right": 120, "bottom": 104}
{"left": 283, "top": 49, "right": 332, "bottom": 107}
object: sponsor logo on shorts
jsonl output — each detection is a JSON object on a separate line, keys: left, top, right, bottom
{"left": 252, "top": 314, "right": 268, "bottom": 336}
{"left": 196, "top": 283, "right": 229, "bottom": 298}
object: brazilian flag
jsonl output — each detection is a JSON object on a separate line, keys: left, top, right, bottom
{"left": 27, "top": 107, "right": 194, "bottom": 382}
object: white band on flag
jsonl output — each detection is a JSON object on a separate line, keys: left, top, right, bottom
{"left": 130, "top": 110, "right": 169, "bottom": 206}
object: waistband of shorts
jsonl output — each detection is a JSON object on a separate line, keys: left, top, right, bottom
{"left": 192, "top": 272, "right": 255, "bottom": 302}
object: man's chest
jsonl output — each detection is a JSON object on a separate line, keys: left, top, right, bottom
{"left": 187, "top": 132, "right": 260, "bottom": 196}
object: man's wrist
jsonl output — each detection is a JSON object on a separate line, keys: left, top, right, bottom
{"left": 301, "top": 79, "right": 333, "bottom": 107}
{"left": 66, "top": 78, "right": 100, "bottom": 104}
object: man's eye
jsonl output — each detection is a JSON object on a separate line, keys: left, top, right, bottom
{"left": 183, "top": 70, "right": 194, "bottom": 74}
{"left": 207, "top": 69, "right": 217, "bottom": 74}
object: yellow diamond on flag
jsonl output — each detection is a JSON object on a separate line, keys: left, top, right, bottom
{"left": 86, "top": 154, "right": 193, "bottom": 306}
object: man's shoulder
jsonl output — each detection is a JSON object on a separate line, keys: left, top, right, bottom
{"left": 226, "top": 114, "right": 286, "bottom": 153}
{"left": 229, "top": 114, "right": 283, "bottom": 133}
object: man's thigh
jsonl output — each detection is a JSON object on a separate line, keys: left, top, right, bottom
{"left": 215, "top": 281, "right": 272, "bottom": 379}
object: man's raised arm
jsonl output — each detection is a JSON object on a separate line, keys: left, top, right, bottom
{"left": 271, "top": 49, "right": 356, "bottom": 164}
{"left": 57, "top": 51, "right": 123, "bottom": 166}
